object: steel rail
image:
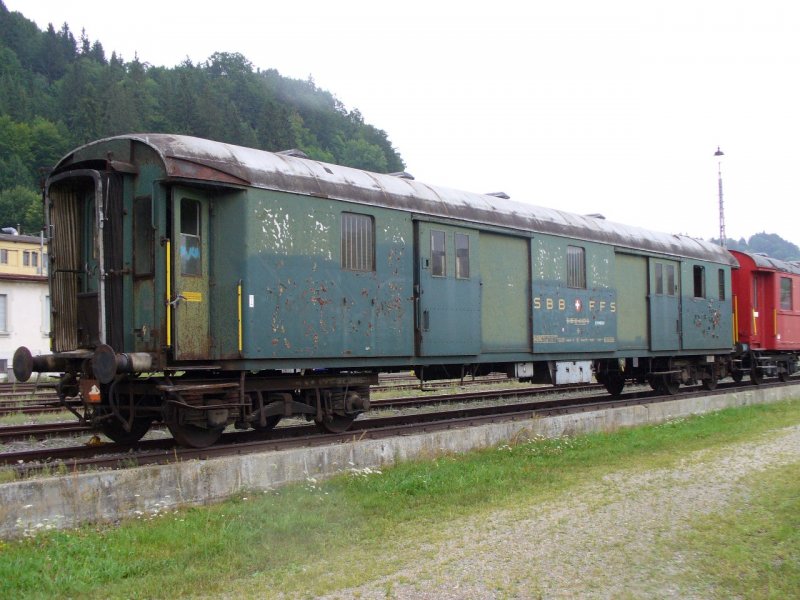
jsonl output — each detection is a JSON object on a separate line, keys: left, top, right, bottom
{"left": 4, "top": 378, "right": 798, "bottom": 477}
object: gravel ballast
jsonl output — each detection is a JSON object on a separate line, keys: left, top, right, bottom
{"left": 322, "top": 424, "right": 800, "bottom": 599}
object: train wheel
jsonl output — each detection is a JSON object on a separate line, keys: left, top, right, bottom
{"left": 701, "top": 371, "right": 718, "bottom": 391}
{"left": 658, "top": 375, "right": 680, "bottom": 395}
{"left": 101, "top": 417, "right": 152, "bottom": 444}
{"left": 168, "top": 423, "right": 224, "bottom": 448}
{"left": 731, "top": 370, "right": 744, "bottom": 383}
{"left": 603, "top": 373, "right": 625, "bottom": 397}
{"left": 750, "top": 366, "right": 763, "bottom": 386}
{"left": 315, "top": 414, "right": 356, "bottom": 434}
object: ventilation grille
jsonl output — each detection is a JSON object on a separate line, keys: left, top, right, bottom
{"left": 49, "top": 185, "right": 82, "bottom": 352}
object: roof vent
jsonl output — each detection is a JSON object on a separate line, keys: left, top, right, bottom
{"left": 585, "top": 213, "right": 606, "bottom": 220}
{"left": 389, "top": 171, "right": 415, "bottom": 180}
{"left": 485, "top": 192, "right": 510, "bottom": 199}
{"left": 277, "top": 148, "right": 309, "bottom": 159}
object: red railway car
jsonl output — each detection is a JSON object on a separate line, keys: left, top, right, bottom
{"left": 729, "top": 249, "right": 800, "bottom": 382}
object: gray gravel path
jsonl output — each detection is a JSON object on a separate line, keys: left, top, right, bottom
{"left": 321, "top": 425, "right": 800, "bottom": 599}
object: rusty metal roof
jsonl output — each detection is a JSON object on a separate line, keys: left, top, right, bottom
{"left": 731, "top": 250, "right": 800, "bottom": 275}
{"left": 57, "top": 134, "right": 737, "bottom": 266}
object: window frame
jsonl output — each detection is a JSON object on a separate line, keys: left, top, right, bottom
{"left": 341, "top": 212, "right": 375, "bottom": 272}
{"left": 655, "top": 263, "right": 664, "bottom": 295}
{"left": 430, "top": 229, "right": 446, "bottom": 278}
{"left": 179, "top": 197, "right": 202, "bottom": 277}
{"left": 567, "top": 245, "right": 586, "bottom": 289}
{"left": 0, "top": 293, "right": 7, "bottom": 333}
{"left": 134, "top": 195, "right": 155, "bottom": 277}
{"left": 455, "top": 233, "right": 470, "bottom": 279}
{"left": 780, "top": 277, "right": 793, "bottom": 310}
{"left": 753, "top": 277, "right": 759, "bottom": 309}
{"left": 693, "top": 265, "right": 706, "bottom": 299}
{"left": 666, "top": 265, "right": 676, "bottom": 296}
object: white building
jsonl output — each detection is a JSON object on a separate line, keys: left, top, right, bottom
{"left": 0, "top": 232, "right": 49, "bottom": 380}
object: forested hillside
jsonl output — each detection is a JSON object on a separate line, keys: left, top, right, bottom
{"left": 0, "top": 1, "right": 404, "bottom": 233}
{"left": 714, "top": 233, "right": 800, "bottom": 262}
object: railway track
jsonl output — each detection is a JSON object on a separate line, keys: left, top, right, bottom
{"left": 0, "top": 373, "right": 509, "bottom": 418}
{"left": 0, "top": 381, "right": 74, "bottom": 417}
{"left": 0, "top": 382, "right": 597, "bottom": 445}
{"left": 3, "top": 377, "right": 797, "bottom": 477}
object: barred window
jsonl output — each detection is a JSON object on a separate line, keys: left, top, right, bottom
{"left": 567, "top": 246, "right": 586, "bottom": 289}
{"left": 431, "top": 230, "right": 446, "bottom": 277}
{"left": 455, "top": 233, "right": 470, "bottom": 279}
{"left": 341, "top": 213, "right": 374, "bottom": 272}
{"left": 718, "top": 269, "right": 726, "bottom": 301}
{"left": 781, "top": 277, "right": 793, "bottom": 310}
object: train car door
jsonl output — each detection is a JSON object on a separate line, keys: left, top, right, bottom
{"left": 171, "top": 190, "right": 211, "bottom": 359}
{"left": 649, "top": 258, "right": 681, "bottom": 351}
{"left": 615, "top": 253, "right": 649, "bottom": 350}
{"left": 414, "top": 221, "right": 480, "bottom": 356}
{"left": 750, "top": 271, "right": 769, "bottom": 348}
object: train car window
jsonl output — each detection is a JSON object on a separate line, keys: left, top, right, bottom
{"left": 655, "top": 263, "right": 664, "bottom": 294}
{"left": 180, "top": 198, "right": 202, "bottom": 276}
{"left": 666, "top": 265, "right": 676, "bottom": 296}
{"left": 431, "top": 230, "right": 446, "bottom": 277}
{"left": 134, "top": 196, "right": 154, "bottom": 276}
{"left": 567, "top": 246, "right": 586, "bottom": 289}
{"left": 753, "top": 278, "right": 759, "bottom": 308}
{"left": 718, "top": 269, "right": 726, "bottom": 300}
{"left": 780, "top": 277, "right": 793, "bottom": 310}
{"left": 341, "top": 213, "right": 374, "bottom": 272}
{"left": 693, "top": 265, "right": 706, "bottom": 298}
{"left": 455, "top": 233, "right": 470, "bottom": 279}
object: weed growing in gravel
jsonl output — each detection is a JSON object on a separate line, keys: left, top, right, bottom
{"left": 0, "top": 410, "right": 75, "bottom": 427}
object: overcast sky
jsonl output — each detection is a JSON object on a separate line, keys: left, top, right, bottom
{"left": 7, "top": 0, "right": 800, "bottom": 245}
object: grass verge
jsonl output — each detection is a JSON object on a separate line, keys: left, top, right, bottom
{"left": 670, "top": 461, "right": 800, "bottom": 598}
{"left": 0, "top": 398, "right": 798, "bottom": 599}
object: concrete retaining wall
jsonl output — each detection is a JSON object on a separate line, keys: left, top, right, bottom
{"left": 1, "top": 385, "right": 798, "bottom": 538}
